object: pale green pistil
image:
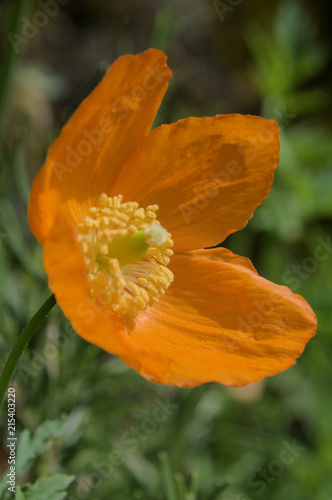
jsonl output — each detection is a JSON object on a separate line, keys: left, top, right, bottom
{"left": 77, "top": 194, "right": 174, "bottom": 317}
{"left": 98, "top": 223, "right": 168, "bottom": 267}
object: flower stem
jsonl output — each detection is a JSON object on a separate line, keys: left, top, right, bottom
{"left": 0, "top": 294, "right": 57, "bottom": 412}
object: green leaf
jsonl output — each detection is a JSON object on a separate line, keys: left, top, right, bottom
{"left": 15, "top": 487, "right": 26, "bottom": 500}
{"left": 13, "top": 131, "right": 30, "bottom": 205}
{"left": 15, "top": 418, "right": 66, "bottom": 479}
{"left": 0, "top": 198, "right": 42, "bottom": 279}
{"left": 0, "top": 418, "right": 69, "bottom": 499}
{"left": 206, "top": 480, "right": 231, "bottom": 500}
{"left": 23, "top": 474, "right": 75, "bottom": 500}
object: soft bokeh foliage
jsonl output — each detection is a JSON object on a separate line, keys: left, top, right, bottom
{"left": 0, "top": 0, "right": 331, "bottom": 498}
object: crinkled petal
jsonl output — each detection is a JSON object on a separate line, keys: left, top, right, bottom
{"left": 123, "top": 247, "right": 316, "bottom": 387}
{"left": 43, "top": 210, "right": 171, "bottom": 381}
{"left": 112, "top": 114, "right": 279, "bottom": 252}
{"left": 28, "top": 49, "right": 172, "bottom": 244}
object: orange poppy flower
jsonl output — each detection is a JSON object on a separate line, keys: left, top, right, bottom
{"left": 28, "top": 49, "right": 316, "bottom": 388}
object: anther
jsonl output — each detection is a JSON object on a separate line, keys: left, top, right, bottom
{"left": 77, "top": 194, "right": 174, "bottom": 317}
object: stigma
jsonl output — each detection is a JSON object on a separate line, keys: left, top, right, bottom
{"left": 76, "top": 194, "right": 174, "bottom": 317}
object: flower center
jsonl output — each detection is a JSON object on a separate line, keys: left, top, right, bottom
{"left": 76, "top": 194, "right": 174, "bottom": 317}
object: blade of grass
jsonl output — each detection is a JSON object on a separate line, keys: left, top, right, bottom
{"left": 187, "top": 469, "right": 199, "bottom": 499}
{"left": 13, "top": 129, "right": 30, "bottom": 204}
{"left": 159, "top": 451, "right": 178, "bottom": 500}
{"left": 0, "top": 0, "right": 35, "bottom": 133}
{"left": 207, "top": 480, "right": 231, "bottom": 500}
{"left": 174, "top": 472, "right": 187, "bottom": 500}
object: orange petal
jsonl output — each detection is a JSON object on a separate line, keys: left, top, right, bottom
{"left": 28, "top": 49, "right": 172, "bottom": 245}
{"left": 43, "top": 210, "right": 171, "bottom": 382}
{"left": 124, "top": 247, "right": 316, "bottom": 387}
{"left": 112, "top": 115, "right": 279, "bottom": 252}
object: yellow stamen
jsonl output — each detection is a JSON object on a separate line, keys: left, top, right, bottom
{"left": 77, "top": 194, "right": 174, "bottom": 317}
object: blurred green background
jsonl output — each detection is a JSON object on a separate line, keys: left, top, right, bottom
{"left": 0, "top": 0, "right": 332, "bottom": 499}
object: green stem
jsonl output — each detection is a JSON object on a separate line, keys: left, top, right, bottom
{"left": 0, "top": 0, "right": 35, "bottom": 133}
{"left": 0, "top": 294, "right": 56, "bottom": 412}
{"left": 174, "top": 473, "right": 186, "bottom": 500}
{"left": 159, "top": 450, "right": 178, "bottom": 500}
